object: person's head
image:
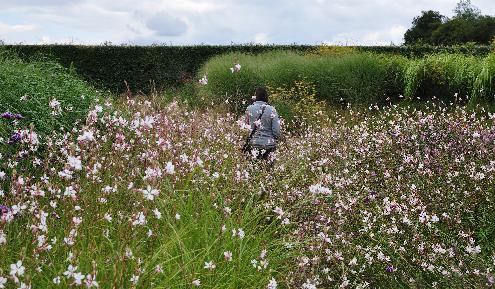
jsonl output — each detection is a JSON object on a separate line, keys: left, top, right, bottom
{"left": 254, "top": 87, "right": 268, "bottom": 102}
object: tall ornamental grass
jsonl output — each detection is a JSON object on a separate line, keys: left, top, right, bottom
{"left": 404, "top": 53, "right": 484, "bottom": 102}
{"left": 472, "top": 52, "right": 495, "bottom": 104}
{"left": 197, "top": 51, "right": 407, "bottom": 112}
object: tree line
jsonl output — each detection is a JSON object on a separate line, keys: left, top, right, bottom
{"left": 404, "top": 0, "right": 495, "bottom": 45}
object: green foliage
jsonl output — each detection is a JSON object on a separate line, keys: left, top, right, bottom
{"left": 268, "top": 80, "right": 328, "bottom": 131}
{"left": 4, "top": 44, "right": 492, "bottom": 94}
{"left": 0, "top": 48, "right": 97, "bottom": 143}
{"left": 198, "top": 51, "right": 408, "bottom": 113}
{"left": 471, "top": 53, "right": 495, "bottom": 104}
{"left": 431, "top": 16, "right": 495, "bottom": 45}
{"left": 404, "top": 53, "right": 483, "bottom": 101}
{"left": 405, "top": 1, "right": 495, "bottom": 45}
{"left": 5, "top": 45, "right": 313, "bottom": 94}
{"left": 359, "top": 44, "right": 491, "bottom": 57}
{"left": 404, "top": 10, "right": 445, "bottom": 45}
{"left": 453, "top": 0, "right": 481, "bottom": 20}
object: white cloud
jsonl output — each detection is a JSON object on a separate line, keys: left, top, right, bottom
{"left": 253, "top": 33, "right": 270, "bottom": 44}
{"left": 0, "top": 0, "right": 494, "bottom": 45}
{"left": 0, "top": 21, "right": 36, "bottom": 35}
{"left": 146, "top": 12, "right": 188, "bottom": 37}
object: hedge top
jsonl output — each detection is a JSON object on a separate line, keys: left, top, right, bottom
{"left": 3, "top": 44, "right": 493, "bottom": 93}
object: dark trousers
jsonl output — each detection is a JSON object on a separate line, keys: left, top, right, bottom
{"left": 250, "top": 146, "right": 276, "bottom": 161}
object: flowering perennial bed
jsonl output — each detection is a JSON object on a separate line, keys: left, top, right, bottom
{"left": 1, "top": 98, "right": 494, "bottom": 288}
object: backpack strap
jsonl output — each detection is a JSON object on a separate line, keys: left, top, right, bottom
{"left": 247, "top": 105, "right": 267, "bottom": 142}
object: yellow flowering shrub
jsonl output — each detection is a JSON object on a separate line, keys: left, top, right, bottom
{"left": 268, "top": 80, "right": 328, "bottom": 131}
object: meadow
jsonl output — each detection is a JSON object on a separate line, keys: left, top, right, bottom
{"left": 1, "top": 46, "right": 495, "bottom": 288}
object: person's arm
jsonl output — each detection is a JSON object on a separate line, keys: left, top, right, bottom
{"left": 271, "top": 107, "right": 281, "bottom": 140}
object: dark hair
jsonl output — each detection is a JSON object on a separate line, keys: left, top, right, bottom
{"left": 255, "top": 87, "right": 268, "bottom": 102}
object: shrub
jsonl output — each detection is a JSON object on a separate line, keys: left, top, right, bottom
{"left": 471, "top": 53, "right": 495, "bottom": 104}
{"left": 268, "top": 80, "right": 328, "bottom": 132}
{"left": 197, "top": 51, "right": 408, "bottom": 112}
{"left": 404, "top": 53, "right": 483, "bottom": 102}
{"left": 0, "top": 49, "right": 98, "bottom": 148}
{"left": 6, "top": 45, "right": 313, "bottom": 93}
{"left": 306, "top": 45, "right": 357, "bottom": 56}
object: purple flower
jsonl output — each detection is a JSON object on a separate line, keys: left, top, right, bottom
{"left": 7, "top": 132, "right": 22, "bottom": 144}
{"left": 386, "top": 265, "right": 395, "bottom": 273}
{"left": 0, "top": 205, "right": 9, "bottom": 216}
{"left": 364, "top": 191, "right": 377, "bottom": 204}
{"left": 1, "top": 112, "right": 24, "bottom": 120}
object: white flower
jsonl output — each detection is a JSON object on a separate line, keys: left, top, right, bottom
{"left": 204, "top": 261, "right": 216, "bottom": 270}
{"left": 73, "top": 272, "right": 85, "bottom": 285}
{"left": 166, "top": 162, "right": 175, "bottom": 175}
{"left": 67, "top": 155, "right": 82, "bottom": 171}
{"left": 52, "top": 276, "right": 61, "bottom": 285}
{"left": 192, "top": 279, "right": 201, "bottom": 286}
{"left": 302, "top": 279, "right": 317, "bottom": 289}
{"left": 0, "top": 276, "right": 7, "bottom": 289}
{"left": 199, "top": 75, "right": 208, "bottom": 85}
{"left": 175, "top": 213, "right": 181, "bottom": 220}
{"left": 0, "top": 171, "right": 5, "bottom": 179}
{"left": 153, "top": 209, "right": 162, "bottom": 219}
{"left": 77, "top": 130, "right": 94, "bottom": 142}
{"left": 230, "top": 63, "right": 241, "bottom": 73}
{"left": 466, "top": 244, "right": 481, "bottom": 255}
{"left": 309, "top": 184, "right": 332, "bottom": 195}
{"left": 50, "top": 99, "right": 61, "bottom": 115}
{"left": 85, "top": 274, "right": 99, "bottom": 288}
{"left": 238, "top": 228, "right": 245, "bottom": 239}
{"left": 232, "top": 228, "right": 245, "bottom": 239}
{"left": 141, "top": 186, "right": 160, "bottom": 201}
{"left": 267, "top": 277, "right": 277, "bottom": 289}
{"left": 64, "top": 186, "right": 77, "bottom": 198}
{"left": 49, "top": 99, "right": 60, "bottom": 109}
{"left": 63, "top": 264, "right": 77, "bottom": 277}
{"left": 10, "top": 260, "right": 25, "bottom": 277}
{"left": 431, "top": 214, "right": 440, "bottom": 223}
{"left": 0, "top": 231, "right": 6, "bottom": 245}
{"left": 130, "top": 275, "right": 139, "bottom": 284}
{"left": 17, "top": 282, "right": 30, "bottom": 289}
{"left": 349, "top": 257, "right": 357, "bottom": 266}
{"left": 224, "top": 251, "right": 233, "bottom": 262}
{"left": 103, "top": 213, "right": 112, "bottom": 222}
{"left": 132, "top": 212, "right": 147, "bottom": 226}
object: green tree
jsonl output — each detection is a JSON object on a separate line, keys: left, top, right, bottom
{"left": 404, "top": 10, "right": 444, "bottom": 45}
{"left": 405, "top": 0, "right": 495, "bottom": 45}
{"left": 431, "top": 15, "right": 495, "bottom": 45}
{"left": 453, "top": 0, "right": 481, "bottom": 20}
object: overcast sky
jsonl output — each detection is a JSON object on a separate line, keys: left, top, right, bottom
{"left": 0, "top": 0, "right": 493, "bottom": 45}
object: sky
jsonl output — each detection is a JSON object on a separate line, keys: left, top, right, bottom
{"left": 0, "top": 0, "right": 493, "bottom": 45}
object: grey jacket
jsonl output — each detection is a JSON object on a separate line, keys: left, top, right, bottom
{"left": 245, "top": 101, "right": 281, "bottom": 148}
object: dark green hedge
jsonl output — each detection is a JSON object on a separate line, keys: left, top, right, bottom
{"left": 4, "top": 45, "right": 312, "bottom": 93}
{"left": 358, "top": 44, "right": 492, "bottom": 57}
{"left": 4, "top": 44, "right": 492, "bottom": 93}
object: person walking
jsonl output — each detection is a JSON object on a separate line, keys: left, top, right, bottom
{"left": 243, "top": 87, "right": 281, "bottom": 161}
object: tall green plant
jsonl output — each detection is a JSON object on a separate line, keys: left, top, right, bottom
{"left": 404, "top": 53, "right": 482, "bottom": 102}
{"left": 197, "top": 51, "right": 408, "bottom": 112}
{"left": 0, "top": 48, "right": 98, "bottom": 142}
{"left": 471, "top": 53, "right": 495, "bottom": 104}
